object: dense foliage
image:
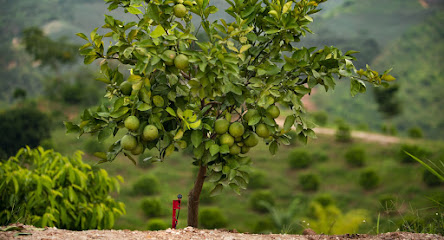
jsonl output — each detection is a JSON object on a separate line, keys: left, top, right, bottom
{"left": 0, "top": 147, "right": 125, "bottom": 230}
{"left": 0, "top": 106, "right": 51, "bottom": 157}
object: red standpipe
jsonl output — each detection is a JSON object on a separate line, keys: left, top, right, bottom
{"left": 172, "top": 194, "right": 182, "bottom": 229}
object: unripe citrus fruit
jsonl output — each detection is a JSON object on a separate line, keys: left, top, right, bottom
{"left": 256, "top": 123, "right": 270, "bottom": 138}
{"left": 244, "top": 132, "right": 259, "bottom": 147}
{"left": 131, "top": 142, "right": 144, "bottom": 155}
{"left": 243, "top": 109, "right": 259, "bottom": 122}
{"left": 124, "top": 116, "right": 140, "bottom": 131}
{"left": 241, "top": 146, "right": 250, "bottom": 154}
{"left": 143, "top": 125, "right": 159, "bottom": 141}
{"left": 163, "top": 50, "right": 176, "bottom": 65}
{"left": 229, "top": 122, "right": 244, "bottom": 138}
{"left": 120, "top": 81, "right": 132, "bottom": 96}
{"left": 229, "top": 145, "right": 241, "bottom": 155}
{"left": 121, "top": 135, "right": 137, "bottom": 151}
{"left": 266, "top": 105, "right": 280, "bottom": 119}
{"left": 174, "top": 54, "right": 189, "bottom": 70}
{"left": 173, "top": 4, "right": 187, "bottom": 18}
{"left": 152, "top": 95, "right": 165, "bottom": 107}
{"left": 214, "top": 119, "right": 229, "bottom": 134}
{"left": 219, "top": 133, "right": 234, "bottom": 147}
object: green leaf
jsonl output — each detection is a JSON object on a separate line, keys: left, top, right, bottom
{"left": 229, "top": 183, "right": 241, "bottom": 195}
{"left": 189, "top": 119, "right": 202, "bottom": 129}
{"left": 98, "top": 127, "right": 113, "bottom": 142}
{"left": 150, "top": 25, "right": 166, "bottom": 38}
{"left": 191, "top": 130, "right": 203, "bottom": 148}
{"left": 76, "top": 33, "right": 89, "bottom": 41}
{"left": 209, "top": 144, "right": 220, "bottom": 156}
{"left": 220, "top": 144, "right": 230, "bottom": 154}
{"left": 269, "top": 141, "right": 278, "bottom": 155}
{"left": 110, "top": 107, "right": 129, "bottom": 118}
{"left": 127, "top": 6, "right": 143, "bottom": 14}
{"left": 284, "top": 115, "right": 296, "bottom": 132}
{"left": 248, "top": 115, "right": 261, "bottom": 126}
{"left": 210, "top": 184, "right": 223, "bottom": 197}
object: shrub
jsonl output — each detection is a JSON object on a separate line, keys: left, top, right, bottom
{"left": 359, "top": 169, "right": 380, "bottom": 190}
{"left": 288, "top": 149, "right": 312, "bottom": 169}
{"left": 199, "top": 207, "right": 228, "bottom": 229}
{"left": 344, "top": 146, "right": 366, "bottom": 167}
{"left": 132, "top": 175, "right": 160, "bottom": 196}
{"left": 83, "top": 139, "right": 106, "bottom": 155}
{"left": 397, "top": 215, "right": 425, "bottom": 233}
{"left": 146, "top": 218, "right": 168, "bottom": 230}
{"left": 312, "top": 151, "right": 329, "bottom": 163}
{"left": 0, "top": 147, "right": 125, "bottom": 230}
{"left": 253, "top": 217, "right": 275, "bottom": 233}
{"left": 423, "top": 169, "right": 442, "bottom": 187}
{"left": 312, "top": 111, "right": 328, "bottom": 126}
{"left": 248, "top": 170, "right": 270, "bottom": 189}
{"left": 140, "top": 198, "right": 163, "bottom": 217}
{"left": 399, "top": 144, "right": 430, "bottom": 164}
{"left": 313, "top": 193, "right": 335, "bottom": 207}
{"left": 299, "top": 173, "right": 320, "bottom": 191}
{"left": 381, "top": 124, "right": 398, "bottom": 136}
{"left": 0, "top": 107, "right": 51, "bottom": 157}
{"left": 408, "top": 126, "right": 423, "bottom": 139}
{"left": 138, "top": 152, "right": 154, "bottom": 169}
{"left": 250, "top": 190, "right": 275, "bottom": 213}
{"left": 335, "top": 121, "right": 352, "bottom": 142}
{"left": 378, "top": 194, "right": 397, "bottom": 212}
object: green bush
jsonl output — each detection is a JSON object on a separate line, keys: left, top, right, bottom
{"left": 132, "top": 175, "right": 160, "bottom": 196}
{"left": 299, "top": 173, "right": 320, "bottom": 191}
{"left": 248, "top": 170, "right": 270, "bottom": 189}
{"left": 399, "top": 144, "right": 430, "bottom": 164}
{"left": 146, "top": 218, "right": 168, "bottom": 230}
{"left": 199, "top": 207, "right": 228, "bottom": 229}
{"left": 313, "top": 193, "right": 334, "bottom": 207}
{"left": 312, "top": 111, "right": 328, "bottom": 126}
{"left": 83, "top": 139, "right": 106, "bottom": 155}
{"left": 0, "top": 147, "right": 125, "bottom": 230}
{"left": 312, "top": 151, "right": 329, "bottom": 162}
{"left": 335, "top": 121, "right": 352, "bottom": 142}
{"left": 345, "top": 146, "right": 366, "bottom": 167}
{"left": 0, "top": 107, "right": 51, "bottom": 157}
{"left": 397, "top": 215, "right": 425, "bottom": 233}
{"left": 288, "top": 149, "right": 312, "bottom": 169}
{"left": 140, "top": 198, "right": 163, "bottom": 217}
{"left": 253, "top": 217, "right": 275, "bottom": 233}
{"left": 359, "top": 169, "right": 380, "bottom": 190}
{"left": 408, "top": 126, "right": 423, "bottom": 139}
{"left": 423, "top": 169, "right": 442, "bottom": 187}
{"left": 378, "top": 194, "right": 397, "bottom": 212}
{"left": 250, "top": 190, "right": 275, "bottom": 213}
{"left": 138, "top": 152, "right": 154, "bottom": 169}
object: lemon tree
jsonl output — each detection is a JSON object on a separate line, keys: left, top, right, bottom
{"left": 65, "top": 0, "right": 395, "bottom": 227}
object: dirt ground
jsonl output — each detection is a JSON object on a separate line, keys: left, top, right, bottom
{"left": 0, "top": 225, "right": 443, "bottom": 240}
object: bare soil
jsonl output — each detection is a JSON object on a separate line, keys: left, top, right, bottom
{"left": 1, "top": 225, "right": 443, "bottom": 240}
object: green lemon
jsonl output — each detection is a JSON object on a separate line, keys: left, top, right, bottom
{"left": 241, "top": 146, "right": 250, "bottom": 154}
{"left": 173, "top": 4, "right": 187, "bottom": 18}
{"left": 229, "top": 122, "right": 245, "bottom": 138}
{"left": 124, "top": 116, "right": 140, "bottom": 131}
{"left": 120, "top": 81, "right": 132, "bottom": 96}
{"left": 143, "top": 125, "right": 159, "bottom": 141}
{"left": 131, "top": 142, "right": 144, "bottom": 155}
{"left": 163, "top": 50, "right": 176, "bottom": 66}
{"left": 214, "top": 119, "right": 230, "bottom": 134}
{"left": 219, "top": 133, "right": 234, "bottom": 147}
{"left": 256, "top": 123, "right": 270, "bottom": 138}
{"left": 174, "top": 54, "right": 189, "bottom": 70}
{"left": 229, "top": 145, "right": 241, "bottom": 155}
{"left": 121, "top": 135, "right": 137, "bottom": 151}
{"left": 266, "top": 105, "right": 280, "bottom": 119}
{"left": 244, "top": 132, "right": 259, "bottom": 147}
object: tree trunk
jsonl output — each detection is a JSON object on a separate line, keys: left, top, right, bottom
{"left": 187, "top": 164, "right": 207, "bottom": 227}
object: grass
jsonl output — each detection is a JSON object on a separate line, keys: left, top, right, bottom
{"left": 48, "top": 123, "right": 444, "bottom": 233}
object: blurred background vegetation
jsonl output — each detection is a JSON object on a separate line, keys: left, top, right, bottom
{"left": 0, "top": 0, "right": 443, "bottom": 235}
